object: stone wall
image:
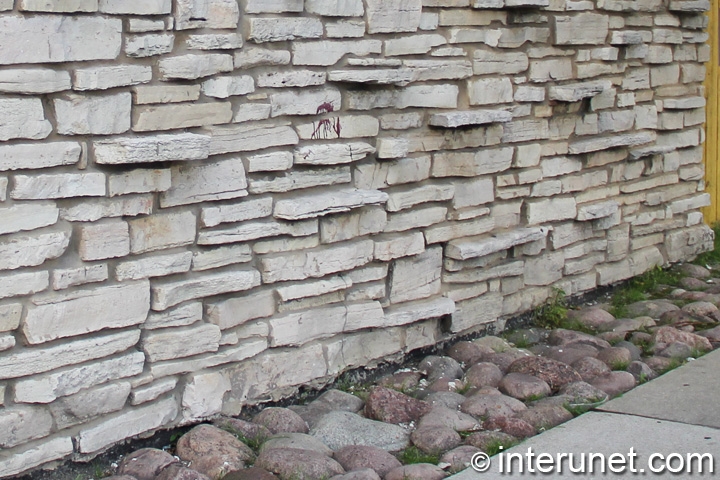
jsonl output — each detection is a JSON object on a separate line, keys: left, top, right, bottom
{"left": 0, "top": 0, "right": 714, "bottom": 475}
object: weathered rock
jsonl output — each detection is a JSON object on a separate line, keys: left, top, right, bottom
{"left": 221, "top": 467, "right": 277, "bottom": 480}
{"left": 310, "top": 411, "right": 411, "bottom": 451}
{"left": 333, "top": 445, "right": 402, "bottom": 478}
{"left": 417, "top": 406, "right": 481, "bottom": 432}
{"left": 588, "top": 372, "right": 637, "bottom": 398}
{"left": 596, "top": 347, "right": 633, "bottom": 369}
{"left": 460, "top": 391, "right": 527, "bottom": 419}
{"left": 463, "top": 363, "right": 504, "bottom": 389}
{"left": 255, "top": 448, "right": 345, "bottom": 480}
{"left": 644, "top": 356, "right": 675, "bottom": 373}
{"left": 505, "top": 328, "right": 546, "bottom": 347}
{"left": 425, "top": 392, "right": 467, "bottom": 410}
{"left": 364, "top": 387, "right": 431, "bottom": 424}
{"left": 571, "top": 357, "right": 612, "bottom": 382}
{"left": 175, "top": 425, "right": 255, "bottom": 479}
{"left": 680, "top": 277, "right": 710, "bottom": 291}
{"left": 680, "top": 264, "right": 712, "bottom": 279}
{"left": 627, "top": 361, "right": 658, "bottom": 382}
{"left": 682, "top": 301, "right": 720, "bottom": 320}
{"left": 547, "top": 329, "right": 612, "bottom": 350}
{"left": 379, "top": 372, "right": 422, "bottom": 392}
{"left": 658, "top": 342, "right": 694, "bottom": 358}
{"left": 312, "top": 389, "right": 365, "bottom": 413}
{"left": 507, "top": 357, "right": 583, "bottom": 392}
{"left": 567, "top": 308, "right": 616, "bottom": 331}
{"left": 625, "top": 300, "right": 680, "bottom": 318}
{"left": 411, "top": 426, "right": 462, "bottom": 455}
{"left": 464, "top": 431, "right": 518, "bottom": 452}
{"left": 484, "top": 351, "right": 530, "bottom": 374}
{"left": 117, "top": 448, "right": 177, "bottom": 480}
{"left": 156, "top": 465, "right": 212, "bottom": 480}
{"left": 417, "top": 356, "right": 464, "bottom": 383}
{"left": 558, "top": 382, "right": 609, "bottom": 405}
{"left": 385, "top": 464, "right": 447, "bottom": 480}
{"left": 212, "top": 417, "right": 272, "bottom": 444}
{"left": 543, "top": 345, "right": 599, "bottom": 366}
{"left": 260, "top": 433, "right": 333, "bottom": 456}
{"left": 440, "top": 445, "right": 483, "bottom": 473}
{"left": 652, "top": 326, "right": 713, "bottom": 351}
{"left": 447, "top": 341, "right": 492, "bottom": 365}
{"left": 498, "top": 373, "right": 552, "bottom": 401}
{"left": 514, "top": 405, "right": 573, "bottom": 431}
{"left": 483, "top": 416, "right": 536, "bottom": 439}
{"left": 253, "top": 408, "right": 309, "bottom": 435}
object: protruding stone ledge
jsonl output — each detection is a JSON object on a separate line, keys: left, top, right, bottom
{"left": 473, "top": 0, "right": 548, "bottom": 7}
{"left": 668, "top": 0, "right": 710, "bottom": 12}
{"left": 568, "top": 131, "right": 657, "bottom": 155}
{"left": 429, "top": 109, "right": 512, "bottom": 128}
{"left": 328, "top": 69, "right": 414, "bottom": 86}
{"left": 548, "top": 80, "right": 612, "bottom": 103}
{"left": 383, "top": 296, "right": 456, "bottom": 327}
{"left": 274, "top": 189, "right": 388, "bottom": 220}
{"left": 663, "top": 96, "right": 706, "bottom": 110}
{"left": 93, "top": 133, "right": 211, "bottom": 165}
{"left": 294, "top": 142, "right": 375, "bottom": 166}
{"left": 576, "top": 200, "right": 620, "bottom": 221}
{"left": 445, "top": 227, "right": 549, "bottom": 261}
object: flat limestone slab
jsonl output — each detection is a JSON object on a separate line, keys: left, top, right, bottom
{"left": 449, "top": 412, "right": 718, "bottom": 478}
{"left": 598, "top": 349, "right": 720, "bottom": 428}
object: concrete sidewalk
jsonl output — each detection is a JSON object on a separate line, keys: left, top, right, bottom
{"left": 449, "top": 349, "right": 720, "bottom": 478}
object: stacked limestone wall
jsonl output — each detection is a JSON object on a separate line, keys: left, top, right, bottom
{"left": 0, "top": 0, "right": 714, "bottom": 475}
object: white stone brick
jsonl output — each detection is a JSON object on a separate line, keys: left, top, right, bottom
{"left": 468, "top": 78, "right": 514, "bottom": 105}
{"left": 326, "top": 19, "right": 367, "bottom": 37}
{"left": 0, "top": 16, "right": 121, "bottom": 65}
{"left": 453, "top": 177, "right": 495, "bottom": 209}
{"left": 0, "top": 231, "right": 70, "bottom": 270}
{"left": 23, "top": 281, "right": 148, "bottom": 345}
{"left": 201, "top": 197, "right": 273, "bottom": 228}
{"left": 125, "top": 34, "right": 175, "bottom": 58}
{"left": 0, "top": 271, "right": 49, "bottom": 300}
{"left": 144, "top": 302, "right": 202, "bottom": 330}
{"left": 133, "top": 85, "right": 201, "bottom": 105}
{"left": 133, "top": 103, "right": 232, "bottom": 132}
{"left": 386, "top": 184, "right": 455, "bottom": 212}
{"left": 54, "top": 92, "right": 131, "bottom": 135}
{"left": 425, "top": 216, "right": 496, "bottom": 244}
{"left": 385, "top": 34, "right": 446, "bottom": 56}
{"left": 246, "top": 152, "right": 293, "bottom": 173}
{"left": 0, "top": 143, "right": 81, "bottom": 172}
{"left": 158, "top": 54, "right": 233, "bottom": 80}
{"left": 0, "top": 98, "right": 52, "bottom": 141}
{"left": 306, "top": 0, "right": 364, "bottom": 15}
{"left": 59, "top": 196, "right": 153, "bottom": 223}
{"left": 73, "top": 65, "right": 152, "bottom": 91}
{"left": 108, "top": 169, "right": 171, "bottom": 197}
{"left": 526, "top": 197, "right": 577, "bottom": 224}
{"left": 397, "top": 84, "right": 459, "bottom": 109}
{"left": 274, "top": 189, "right": 387, "bottom": 220}
{"left": 11, "top": 173, "right": 105, "bottom": 200}
{"left": 429, "top": 110, "right": 512, "bottom": 128}
{"left": 192, "top": 244, "right": 252, "bottom": 271}
{"left": 257, "top": 70, "right": 326, "bottom": 89}
{"left": 244, "top": 0, "right": 303, "bottom": 12}
{"left": 386, "top": 156, "right": 432, "bottom": 186}
{"left": 76, "top": 397, "right": 177, "bottom": 454}
{"left": 127, "top": 18, "right": 165, "bottom": 32}
{"left": 374, "top": 232, "right": 426, "bottom": 261}
{"left": 19, "top": 0, "right": 97, "bottom": 11}
{"left": 160, "top": 158, "right": 247, "bottom": 208}
{"left": 202, "top": 76, "right": 255, "bottom": 98}
{"left": 0, "top": 406, "right": 53, "bottom": 448}
{"left": 207, "top": 123, "right": 299, "bottom": 155}
{"left": 129, "top": 211, "right": 196, "bottom": 254}
{"left": 130, "top": 377, "right": 178, "bottom": 406}
{"left": 0, "top": 69, "right": 71, "bottom": 94}
{"left": 115, "top": 252, "right": 193, "bottom": 281}
{"left": 233, "top": 104, "right": 272, "bottom": 123}
{"left": 141, "top": 323, "right": 221, "bottom": 362}
{"left": 432, "top": 147, "right": 514, "bottom": 177}
{"left": 186, "top": 33, "right": 243, "bottom": 50}
{"left": 320, "top": 207, "right": 387, "bottom": 243}
{"left": 151, "top": 270, "right": 261, "bottom": 311}
{"left": 94, "top": 133, "right": 210, "bottom": 165}
{"left": 206, "top": 289, "right": 275, "bottom": 330}
{"left": 270, "top": 88, "right": 342, "bottom": 117}
{"left": 248, "top": 17, "right": 324, "bottom": 42}
{"left": 78, "top": 221, "right": 129, "bottom": 261}
{"left": 324, "top": 329, "right": 402, "bottom": 375}
{"left": 49, "top": 381, "right": 131, "bottom": 429}
{"left": 250, "top": 167, "right": 351, "bottom": 195}
{"left": 0, "top": 304, "right": 21, "bottom": 333}
{"left": 0, "top": 437, "right": 74, "bottom": 478}
{"left": 292, "top": 40, "right": 382, "bottom": 66}
{"left": 261, "top": 239, "right": 374, "bottom": 283}
{"left": 174, "top": 0, "right": 240, "bottom": 30}
{"left": 269, "top": 301, "right": 384, "bottom": 347}
{"left": 199, "top": 218, "right": 316, "bottom": 245}
{"left": 0, "top": 329, "right": 139, "bottom": 379}
{"left": 234, "top": 47, "right": 291, "bottom": 68}
{"left": 0, "top": 202, "right": 58, "bottom": 236}
{"left": 182, "top": 371, "right": 230, "bottom": 423}
{"left": 554, "top": 13, "right": 609, "bottom": 45}
{"left": 52, "top": 264, "right": 108, "bottom": 291}
{"left": 294, "top": 142, "right": 375, "bottom": 165}
{"left": 389, "top": 247, "right": 442, "bottom": 303}
{"left": 366, "top": 0, "right": 422, "bottom": 33}
{"left": 98, "top": 0, "right": 170, "bottom": 13}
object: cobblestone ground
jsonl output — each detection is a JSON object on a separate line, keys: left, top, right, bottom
{"left": 21, "top": 263, "right": 720, "bottom": 480}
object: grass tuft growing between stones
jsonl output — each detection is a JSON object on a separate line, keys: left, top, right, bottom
{"left": 484, "top": 439, "right": 519, "bottom": 457}
{"left": 609, "top": 266, "right": 681, "bottom": 318}
{"left": 532, "top": 288, "right": 568, "bottom": 329}
{"left": 397, "top": 446, "right": 440, "bottom": 465}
